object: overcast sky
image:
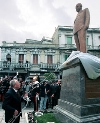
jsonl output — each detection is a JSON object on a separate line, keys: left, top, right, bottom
{"left": 0, "top": 0, "right": 100, "bottom": 44}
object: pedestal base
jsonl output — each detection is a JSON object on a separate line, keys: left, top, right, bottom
{"left": 55, "top": 58, "right": 100, "bottom": 123}
{"left": 54, "top": 105, "right": 100, "bottom": 123}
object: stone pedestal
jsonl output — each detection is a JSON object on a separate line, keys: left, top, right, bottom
{"left": 54, "top": 59, "right": 100, "bottom": 123}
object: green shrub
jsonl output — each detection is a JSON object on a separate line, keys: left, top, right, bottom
{"left": 34, "top": 113, "right": 61, "bottom": 123}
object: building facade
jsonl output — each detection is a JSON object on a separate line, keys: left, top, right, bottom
{"left": 52, "top": 26, "right": 100, "bottom": 63}
{"left": 0, "top": 26, "right": 100, "bottom": 80}
{"left": 0, "top": 38, "right": 60, "bottom": 80}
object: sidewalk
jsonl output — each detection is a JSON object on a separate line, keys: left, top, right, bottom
{"left": 0, "top": 108, "right": 33, "bottom": 123}
{"left": 0, "top": 101, "right": 34, "bottom": 123}
{"left": 0, "top": 101, "right": 54, "bottom": 123}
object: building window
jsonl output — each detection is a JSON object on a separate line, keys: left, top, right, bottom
{"left": 47, "top": 55, "right": 52, "bottom": 64}
{"left": 86, "top": 37, "right": 88, "bottom": 46}
{"left": 64, "top": 54, "right": 69, "bottom": 61}
{"left": 66, "top": 37, "right": 72, "bottom": 44}
{"left": 33, "top": 54, "right": 38, "bottom": 64}
{"left": 19, "top": 54, "right": 24, "bottom": 63}
{"left": 6, "top": 54, "right": 11, "bottom": 62}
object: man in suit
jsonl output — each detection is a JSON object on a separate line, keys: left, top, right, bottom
{"left": 73, "top": 3, "right": 90, "bottom": 53}
{"left": 54, "top": 80, "right": 61, "bottom": 105}
{"left": 2, "top": 79, "right": 21, "bottom": 123}
{"left": 50, "top": 80, "right": 57, "bottom": 109}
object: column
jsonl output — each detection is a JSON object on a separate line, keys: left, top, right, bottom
{"left": 45, "top": 55, "right": 47, "bottom": 63}
{"left": 53, "top": 55, "right": 54, "bottom": 63}
{"left": 31, "top": 53, "right": 33, "bottom": 64}
{"left": 16, "top": 53, "right": 18, "bottom": 63}
{"left": 38, "top": 54, "right": 40, "bottom": 64}
{"left": 24, "top": 53, "right": 26, "bottom": 63}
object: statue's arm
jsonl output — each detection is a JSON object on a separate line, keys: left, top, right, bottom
{"left": 84, "top": 8, "right": 90, "bottom": 30}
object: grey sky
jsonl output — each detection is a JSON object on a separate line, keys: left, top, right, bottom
{"left": 0, "top": 0, "right": 100, "bottom": 43}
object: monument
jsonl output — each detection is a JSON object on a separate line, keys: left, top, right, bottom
{"left": 54, "top": 51, "right": 100, "bottom": 123}
{"left": 73, "top": 3, "right": 90, "bottom": 53}
{"left": 54, "top": 3, "right": 100, "bottom": 123}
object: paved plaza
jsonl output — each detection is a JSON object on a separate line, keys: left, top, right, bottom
{"left": 0, "top": 102, "right": 54, "bottom": 123}
{"left": 0, "top": 108, "right": 34, "bottom": 123}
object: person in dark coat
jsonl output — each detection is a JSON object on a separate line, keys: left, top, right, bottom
{"left": 2, "top": 79, "right": 21, "bottom": 123}
{"left": 39, "top": 81, "right": 50, "bottom": 111}
{"left": 54, "top": 80, "right": 61, "bottom": 105}
{"left": 50, "top": 80, "right": 57, "bottom": 109}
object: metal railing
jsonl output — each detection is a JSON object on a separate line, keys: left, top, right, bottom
{"left": 86, "top": 45, "right": 100, "bottom": 50}
{"left": 0, "top": 61, "right": 61, "bottom": 71}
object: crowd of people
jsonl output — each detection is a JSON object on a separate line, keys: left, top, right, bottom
{"left": 0, "top": 75, "right": 61, "bottom": 112}
{"left": 0, "top": 76, "right": 11, "bottom": 102}
{"left": 21, "top": 76, "right": 61, "bottom": 112}
{"left": 1, "top": 75, "right": 61, "bottom": 123}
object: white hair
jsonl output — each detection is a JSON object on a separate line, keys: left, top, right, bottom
{"left": 10, "top": 79, "right": 16, "bottom": 87}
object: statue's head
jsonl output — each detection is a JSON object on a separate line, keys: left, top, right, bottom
{"left": 76, "top": 3, "right": 82, "bottom": 12}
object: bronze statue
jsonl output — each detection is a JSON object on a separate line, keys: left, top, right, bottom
{"left": 73, "top": 3, "right": 90, "bottom": 53}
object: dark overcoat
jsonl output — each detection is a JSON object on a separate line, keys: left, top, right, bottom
{"left": 2, "top": 88, "right": 21, "bottom": 123}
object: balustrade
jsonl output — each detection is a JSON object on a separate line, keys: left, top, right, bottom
{"left": 0, "top": 61, "right": 60, "bottom": 71}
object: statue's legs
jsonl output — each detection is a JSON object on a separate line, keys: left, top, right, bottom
{"left": 74, "top": 29, "right": 86, "bottom": 53}
{"left": 74, "top": 33, "right": 80, "bottom": 51}
{"left": 78, "top": 28, "right": 86, "bottom": 53}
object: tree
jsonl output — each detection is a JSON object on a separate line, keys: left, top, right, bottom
{"left": 43, "top": 72, "right": 56, "bottom": 81}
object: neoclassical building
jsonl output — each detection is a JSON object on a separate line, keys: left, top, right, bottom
{"left": 52, "top": 26, "right": 100, "bottom": 63}
{"left": 0, "top": 38, "right": 60, "bottom": 80}
{"left": 0, "top": 26, "right": 100, "bottom": 80}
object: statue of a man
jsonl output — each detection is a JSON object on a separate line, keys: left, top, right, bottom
{"left": 73, "top": 3, "right": 90, "bottom": 53}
